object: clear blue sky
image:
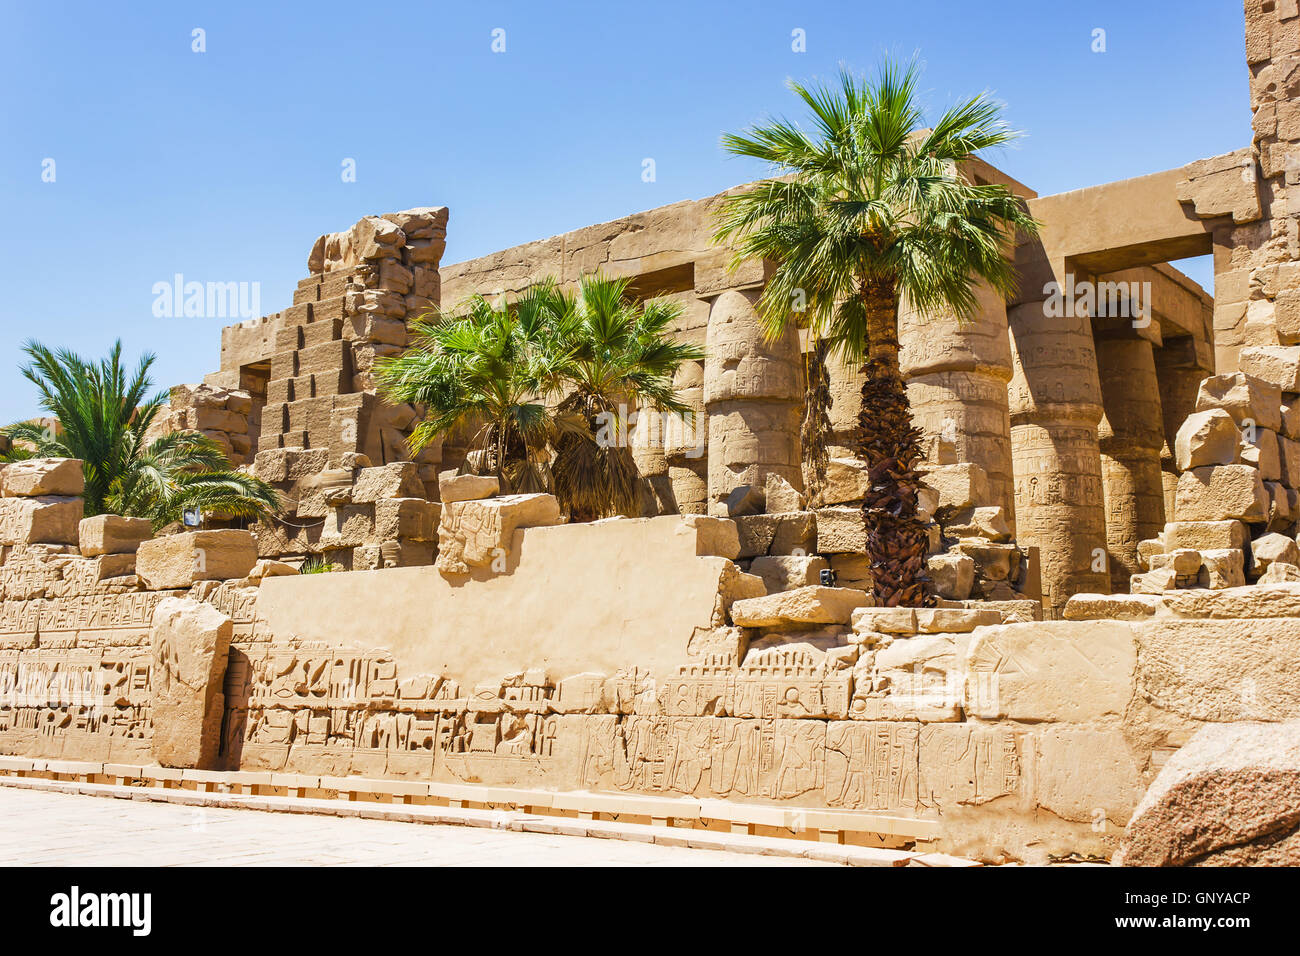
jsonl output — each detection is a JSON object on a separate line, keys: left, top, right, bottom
{"left": 0, "top": 0, "right": 1249, "bottom": 424}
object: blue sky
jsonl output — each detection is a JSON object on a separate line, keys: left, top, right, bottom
{"left": 0, "top": 0, "right": 1249, "bottom": 423}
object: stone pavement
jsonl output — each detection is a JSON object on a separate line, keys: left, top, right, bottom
{"left": 0, "top": 787, "right": 838, "bottom": 866}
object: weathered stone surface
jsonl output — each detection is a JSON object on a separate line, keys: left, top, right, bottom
{"left": 437, "top": 470, "right": 500, "bottom": 503}
{"left": 436, "top": 493, "right": 562, "bottom": 574}
{"left": 1118, "top": 721, "right": 1300, "bottom": 866}
{"left": 351, "top": 461, "right": 424, "bottom": 502}
{"left": 943, "top": 506, "right": 1011, "bottom": 542}
{"left": 828, "top": 553, "right": 873, "bottom": 590}
{"left": 821, "top": 457, "right": 871, "bottom": 505}
{"left": 253, "top": 447, "right": 329, "bottom": 482}
{"left": 0, "top": 496, "right": 81, "bottom": 546}
{"left": 1164, "top": 519, "right": 1249, "bottom": 551}
{"left": 1, "top": 458, "right": 84, "bottom": 497}
{"left": 927, "top": 552, "right": 974, "bottom": 600}
{"left": 722, "top": 483, "right": 764, "bottom": 517}
{"left": 769, "top": 511, "right": 816, "bottom": 555}
{"left": 680, "top": 514, "right": 740, "bottom": 559}
{"left": 852, "top": 606, "right": 918, "bottom": 635}
{"left": 247, "top": 558, "right": 298, "bottom": 581}
{"left": 1131, "top": 566, "right": 1177, "bottom": 593}
{"left": 1195, "top": 372, "right": 1281, "bottom": 433}
{"left": 1173, "top": 409, "right": 1240, "bottom": 470}
{"left": 136, "top": 529, "right": 259, "bottom": 589}
{"left": 951, "top": 539, "right": 1020, "bottom": 582}
{"left": 733, "top": 514, "right": 778, "bottom": 558}
{"left": 1198, "top": 548, "right": 1246, "bottom": 589}
{"left": 815, "top": 506, "right": 865, "bottom": 553}
{"left": 764, "top": 472, "right": 804, "bottom": 513}
{"left": 1174, "top": 465, "right": 1268, "bottom": 522}
{"left": 1260, "top": 561, "right": 1300, "bottom": 583}
{"left": 1251, "top": 532, "right": 1299, "bottom": 575}
{"left": 1037, "top": 728, "right": 1147, "bottom": 827}
{"left": 921, "top": 463, "right": 989, "bottom": 513}
{"left": 748, "top": 554, "right": 828, "bottom": 593}
{"left": 374, "top": 497, "right": 438, "bottom": 541}
{"left": 1063, "top": 593, "right": 1161, "bottom": 620}
{"left": 1240, "top": 345, "right": 1300, "bottom": 393}
{"left": 149, "top": 597, "right": 232, "bottom": 769}
{"left": 729, "top": 585, "right": 870, "bottom": 627}
{"left": 78, "top": 514, "right": 152, "bottom": 556}
{"left": 965, "top": 621, "right": 1135, "bottom": 722}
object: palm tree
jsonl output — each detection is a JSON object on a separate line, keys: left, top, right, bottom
{"left": 714, "top": 59, "right": 1039, "bottom": 607}
{"left": 376, "top": 276, "right": 702, "bottom": 521}
{"left": 1, "top": 340, "right": 280, "bottom": 528}
{"left": 374, "top": 290, "right": 573, "bottom": 495}
{"left": 541, "top": 275, "right": 703, "bottom": 521}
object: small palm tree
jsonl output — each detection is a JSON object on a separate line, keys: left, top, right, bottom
{"left": 541, "top": 275, "right": 703, "bottom": 521}
{"left": 1, "top": 340, "right": 280, "bottom": 528}
{"left": 375, "top": 291, "right": 573, "bottom": 494}
{"left": 715, "top": 59, "right": 1039, "bottom": 607}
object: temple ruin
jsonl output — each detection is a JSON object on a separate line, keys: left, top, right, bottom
{"left": 2, "top": 0, "right": 1300, "bottom": 866}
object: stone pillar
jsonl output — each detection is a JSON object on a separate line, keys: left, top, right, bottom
{"left": 1007, "top": 288, "right": 1110, "bottom": 615}
{"left": 703, "top": 289, "right": 802, "bottom": 514}
{"left": 900, "top": 282, "right": 1017, "bottom": 527}
{"left": 632, "top": 359, "right": 709, "bottom": 515}
{"left": 1154, "top": 336, "right": 1214, "bottom": 527}
{"left": 1096, "top": 335, "right": 1167, "bottom": 591}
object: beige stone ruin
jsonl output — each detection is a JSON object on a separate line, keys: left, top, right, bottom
{"left": 5, "top": 0, "right": 1300, "bottom": 866}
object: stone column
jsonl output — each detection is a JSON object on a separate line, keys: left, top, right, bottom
{"left": 703, "top": 289, "right": 802, "bottom": 514}
{"left": 1096, "top": 334, "right": 1167, "bottom": 591}
{"left": 900, "top": 281, "right": 1017, "bottom": 527}
{"left": 1154, "top": 336, "right": 1214, "bottom": 521}
{"left": 1007, "top": 283, "right": 1110, "bottom": 615}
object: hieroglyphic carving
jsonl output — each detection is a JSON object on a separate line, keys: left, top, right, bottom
{"left": 918, "top": 724, "right": 1024, "bottom": 809}
{"left": 824, "top": 721, "right": 920, "bottom": 811}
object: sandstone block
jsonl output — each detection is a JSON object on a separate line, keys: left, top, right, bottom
{"left": 821, "top": 457, "right": 871, "bottom": 505}
{"left": 1251, "top": 531, "right": 1300, "bottom": 575}
{"left": 1239, "top": 345, "right": 1300, "bottom": 392}
{"left": 680, "top": 514, "right": 740, "bottom": 559}
{"left": 1281, "top": 435, "right": 1300, "bottom": 489}
{"left": 927, "top": 552, "right": 974, "bottom": 600}
{"left": 815, "top": 506, "right": 866, "bottom": 553}
{"left": 78, "top": 514, "right": 152, "bottom": 556}
{"left": 0, "top": 458, "right": 84, "bottom": 497}
{"left": 436, "top": 493, "right": 562, "bottom": 574}
{"left": 829, "top": 553, "right": 873, "bottom": 590}
{"left": 1198, "top": 548, "right": 1246, "bottom": 589}
{"left": 943, "top": 506, "right": 1011, "bottom": 542}
{"left": 351, "top": 461, "right": 424, "bottom": 502}
{"left": 1118, "top": 721, "right": 1300, "bottom": 866}
{"left": 951, "top": 539, "right": 1020, "bottom": 582}
{"left": 748, "top": 554, "right": 829, "bottom": 592}
{"left": 254, "top": 447, "right": 329, "bottom": 482}
{"left": 1260, "top": 561, "right": 1300, "bottom": 583}
{"left": 1174, "top": 408, "right": 1240, "bottom": 470}
{"left": 437, "top": 470, "right": 500, "bottom": 503}
{"left": 915, "top": 607, "right": 1000, "bottom": 633}
{"left": 1241, "top": 427, "right": 1282, "bottom": 482}
{"left": 852, "top": 606, "right": 917, "bottom": 635}
{"left": 0, "top": 496, "right": 81, "bottom": 546}
{"left": 1063, "top": 593, "right": 1161, "bottom": 620}
{"left": 136, "top": 529, "right": 258, "bottom": 589}
{"left": 1174, "top": 465, "right": 1268, "bottom": 522}
{"left": 1195, "top": 371, "right": 1281, "bottom": 432}
{"left": 729, "top": 585, "right": 871, "bottom": 627}
{"left": 149, "top": 597, "right": 231, "bottom": 769}
{"left": 733, "top": 514, "right": 778, "bottom": 558}
{"left": 921, "top": 463, "right": 989, "bottom": 513}
{"left": 764, "top": 472, "right": 804, "bottom": 513}
{"left": 1164, "top": 519, "right": 1249, "bottom": 551}
{"left": 374, "top": 497, "right": 438, "bottom": 541}
{"left": 1131, "top": 567, "right": 1177, "bottom": 593}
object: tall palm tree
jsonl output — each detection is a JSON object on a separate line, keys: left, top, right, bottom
{"left": 542, "top": 275, "right": 703, "bottom": 521}
{"left": 714, "top": 59, "right": 1039, "bottom": 607}
{"left": 374, "top": 290, "right": 574, "bottom": 495}
{"left": 1, "top": 340, "right": 281, "bottom": 528}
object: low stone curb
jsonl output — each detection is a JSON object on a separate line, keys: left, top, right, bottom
{"left": 0, "top": 774, "right": 978, "bottom": 867}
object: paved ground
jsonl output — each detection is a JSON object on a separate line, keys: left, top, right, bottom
{"left": 0, "top": 787, "right": 834, "bottom": 866}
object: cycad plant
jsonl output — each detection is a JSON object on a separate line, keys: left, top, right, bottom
{"left": 714, "top": 59, "right": 1039, "bottom": 606}
{"left": 1, "top": 340, "right": 281, "bottom": 528}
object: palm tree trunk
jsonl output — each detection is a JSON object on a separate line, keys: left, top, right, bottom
{"left": 800, "top": 336, "right": 833, "bottom": 508}
{"left": 854, "top": 279, "right": 931, "bottom": 608}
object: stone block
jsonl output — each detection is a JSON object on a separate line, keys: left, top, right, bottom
{"left": 1239, "top": 345, "right": 1300, "bottom": 392}
{"left": 1164, "top": 519, "right": 1249, "bottom": 551}
{"left": 374, "top": 497, "right": 438, "bottom": 541}
{"left": 920, "top": 463, "right": 989, "bottom": 512}
{"left": 253, "top": 447, "right": 329, "bottom": 482}
{"left": 1242, "top": 427, "right": 1282, "bottom": 482}
{"left": 149, "top": 597, "right": 231, "bottom": 769}
{"left": 0, "top": 458, "right": 84, "bottom": 497}
{"left": 770, "top": 511, "right": 816, "bottom": 555}
{"left": 78, "top": 514, "right": 152, "bottom": 556}
{"left": 821, "top": 457, "right": 870, "bottom": 505}
{"left": 942, "top": 506, "right": 1011, "bottom": 542}
{"left": 1174, "top": 465, "right": 1269, "bottom": 522}
{"left": 1198, "top": 548, "right": 1246, "bottom": 589}
{"left": 852, "top": 607, "right": 917, "bottom": 635}
{"left": 733, "top": 514, "right": 778, "bottom": 558}
{"left": 764, "top": 472, "right": 804, "bottom": 513}
{"left": 136, "top": 529, "right": 258, "bottom": 589}
{"left": 828, "top": 553, "right": 873, "bottom": 590}
{"left": 680, "top": 515, "right": 740, "bottom": 559}
{"left": 729, "top": 585, "right": 870, "bottom": 627}
{"left": 815, "top": 506, "right": 866, "bottom": 553}
{"left": 1174, "top": 409, "right": 1241, "bottom": 470}
{"left": 927, "top": 552, "right": 975, "bottom": 600}
{"left": 437, "top": 470, "right": 500, "bottom": 503}
{"left": 436, "top": 493, "right": 563, "bottom": 574}
{"left": 0, "top": 496, "right": 81, "bottom": 546}
{"left": 1195, "top": 372, "right": 1282, "bottom": 432}
{"left": 748, "top": 554, "right": 829, "bottom": 592}
{"left": 351, "top": 461, "right": 424, "bottom": 503}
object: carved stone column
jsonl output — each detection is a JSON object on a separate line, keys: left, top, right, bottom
{"left": 1096, "top": 335, "right": 1166, "bottom": 591}
{"left": 900, "top": 282, "right": 1017, "bottom": 526}
{"left": 1007, "top": 291, "right": 1110, "bottom": 615}
{"left": 703, "top": 289, "right": 803, "bottom": 514}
